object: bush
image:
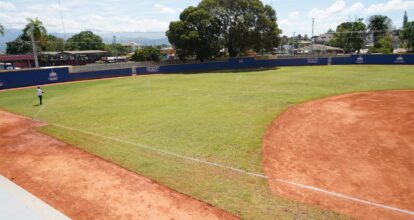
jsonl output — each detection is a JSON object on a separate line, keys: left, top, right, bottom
{"left": 131, "top": 46, "right": 162, "bottom": 62}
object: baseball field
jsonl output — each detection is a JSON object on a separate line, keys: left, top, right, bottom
{"left": 0, "top": 65, "right": 413, "bottom": 219}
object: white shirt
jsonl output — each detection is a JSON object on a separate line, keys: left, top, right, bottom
{"left": 37, "top": 88, "right": 43, "bottom": 96}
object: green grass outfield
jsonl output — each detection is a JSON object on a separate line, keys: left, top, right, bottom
{"left": 1, "top": 65, "right": 413, "bottom": 219}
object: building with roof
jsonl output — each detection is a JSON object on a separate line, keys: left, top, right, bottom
{"left": 40, "top": 50, "right": 108, "bottom": 66}
{"left": 0, "top": 55, "right": 35, "bottom": 69}
{"left": 296, "top": 44, "right": 344, "bottom": 55}
{"left": 314, "top": 33, "right": 335, "bottom": 45}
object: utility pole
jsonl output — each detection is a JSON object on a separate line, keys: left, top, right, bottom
{"left": 58, "top": 0, "right": 66, "bottom": 51}
{"left": 112, "top": 36, "right": 118, "bottom": 63}
{"left": 311, "top": 18, "right": 315, "bottom": 55}
{"left": 292, "top": 32, "right": 296, "bottom": 55}
{"left": 28, "top": 26, "right": 39, "bottom": 68}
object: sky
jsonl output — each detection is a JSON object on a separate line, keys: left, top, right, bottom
{"left": 0, "top": 0, "right": 413, "bottom": 37}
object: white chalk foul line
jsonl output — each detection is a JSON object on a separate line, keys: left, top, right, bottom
{"left": 274, "top": 179, "right": 414, "bottom": 216}
{"left": 32, "top": 104, "right": 46, "bottom": 121}
{"left": 50, "top": 122, "right": 267, "bottom": 178}
{"left": 49, "top": 122, "right": 413, "bottom": 216}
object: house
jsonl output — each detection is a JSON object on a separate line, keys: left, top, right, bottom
{"left": 314, "top": 33, "right": 335, "bottom": 45}
{"left": 296, "top": 44, "right": 343, "bottom": 54}
{"left": 365, "top": 30, "right": 401, "bottom": 49}
{"left": 160, "top": 47, "right": 177, "bottom": 60}
{"left": 123, "top": 42, "right": 139, "bottom": 53}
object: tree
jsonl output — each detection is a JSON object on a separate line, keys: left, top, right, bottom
{"left": 66, "top": 31, "right": 104, "bottom": 50}
{"left": 22, "top": 18, "right": 48, "bottom": 50}
{"left": 403, "top": 11, "right": 408, "bottom": 28}
{"left": 167, "top": 0, "right": 281, "bottom": 58}
{"left": 367, "top": 15, "right": 393, "bottom": 48}
{"left": 166, "top": 6, "right": 221, "bottom": 61}
{"left": 400, "top": 21, "right": 414, "bottom": 52}
{"left": 331, "top": 19, "right": 366, "bottom": 53}
{"left": 131, "top": 46, "right": 162, "bottom": 62}
{"left": 6, "top": 35, "right": 32, "bottom": 54}
{"left": 44, "top": 34, "right": 65, "bottom": 51}
{"left": 23, "top": 18, "right": 47, "bottom": 40}
{"left": 370, "top": 36, "right": 393, "bottom": 54}
{"left": 103, "top": 43, "right": 129, "bottom": 56}
{"left": 0, "top": 23, "right": 4, "bottom": 36}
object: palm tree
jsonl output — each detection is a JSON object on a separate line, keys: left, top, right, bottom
{"left": 367, "top": 15, "right": 392, "bottom": 47}
{"left": 0, "top": 23, "right": 4, "bottom": 36}
{"left": 23, "top": 18, "right": 47, "bottom": 39}
{"left": 22, "top": 18, "right": 48, "bottom": 50}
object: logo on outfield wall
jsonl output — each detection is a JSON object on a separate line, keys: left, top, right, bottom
{"left": 394, "top": 56, "right": 405, "bottom": 64}
{"left": 238, "top": 59, "right": 244, "bottom": 63}
{"left": 146, "top": 66, "right": 159, "bottom": 73}
{"left": 307, "top": 58, "right": 319, "bottom": 64}
{"left": 48, "top": 70, "right": 58, "bottom": 81}
{"left": 0, "top": 81, "right": 3, "bottom": 87}
{"left": 356, "top": 56, "right": 364, "bottom": 64}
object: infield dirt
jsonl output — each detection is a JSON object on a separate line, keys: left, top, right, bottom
{"left": 0, "top": 110, "right": 237, "bottom": 220}
{"left": 263, "top": 90, "right": 414, "bottom": 220}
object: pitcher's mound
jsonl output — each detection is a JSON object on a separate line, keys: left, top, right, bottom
{"left": 263, "top": 90, "right": 414, "bottom": 220}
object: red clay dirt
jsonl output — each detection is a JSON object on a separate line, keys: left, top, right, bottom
{"left": 263, "top": 90, "right": 414, "bottom": 220}
{"left": 0, "top": 111, "right": 238, "bottom": 220}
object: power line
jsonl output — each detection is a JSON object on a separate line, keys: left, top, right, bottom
{"left": 57, "top": 0, "right": 67, "bottom": 39}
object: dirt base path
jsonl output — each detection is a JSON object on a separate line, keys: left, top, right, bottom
{"left": 263, "top": 90, "right": 414, "bottom": 220}
{"left": 0, "top": 111, "right": 237, "bottom": 220}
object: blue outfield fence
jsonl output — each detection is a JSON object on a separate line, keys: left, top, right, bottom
{"left": 136, "top": 57, "right": 329, "bottom": 74}
{"left": 0, "top": 67, "right": 69, "bottom": 90}
{"left": 0, "top": 54, "right": 413, "bottom": 90}
{"left": 332, "top": 54, "right": 414, "bottom": 65}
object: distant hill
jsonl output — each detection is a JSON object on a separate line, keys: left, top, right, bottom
{"left": 0, "top": 29, "right": 170, "bottom": 53}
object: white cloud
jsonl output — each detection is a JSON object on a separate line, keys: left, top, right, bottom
{"left": 49, "top": 3, "right": 69, "bottom": 12}
{"left": 0, "top": 1, "right": 172, "bottom": 33}
{"left": 366, "top": 0, "right": 414, "bottom": 14}
{"left": 0, "top": 1, "right": 15, "bottom": 11}
{"left": 153, "top": 4, "right": 176, "bottom": 15}
{"left": 308, "top": 0, "right": 346, "bottom": 19}
{"left": 288, "top": 11, "right": 301, "bottom": 20}
{"left": 302, "top": 0, "right": 413, "bottom": 35}
{"left": 309, "top": 0, "right": 414, "bottom": 19}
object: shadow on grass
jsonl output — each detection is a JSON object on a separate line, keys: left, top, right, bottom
{"left": 143, "top": 67, "right": 281, "bottom": 76}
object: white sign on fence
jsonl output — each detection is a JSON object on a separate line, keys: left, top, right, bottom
{"left": 146, "top": 66, "right": 160, "bottom": 73}
{"left": 394, "top": 56, "right": 405, "bottom": 64}
{"left": 356, "top": 56, "right": 364, "bottom": 64}
{"left": 48, "top": 70, "right": 59, "bottom": 81}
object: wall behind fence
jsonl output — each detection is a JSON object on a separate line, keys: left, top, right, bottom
{"left": 0, "top": 54, "right": 412, "bottom": 90}
{"left": 67, "top": 68, "right": 132, "bottom": 81}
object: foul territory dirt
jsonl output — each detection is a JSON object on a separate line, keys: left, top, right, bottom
{"left": 0, "top": 111, "right": 237, "bottom": 220}
{"left": 263, "top": 90, "right": 414, "bottom": 220}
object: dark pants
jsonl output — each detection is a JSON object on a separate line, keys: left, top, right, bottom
{"left": 38, "top": 95, "right": 42, "bottom": 105}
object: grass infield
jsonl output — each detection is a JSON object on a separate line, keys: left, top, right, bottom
{"left": 1, "top": 65, "right": 413, "bottom": 219}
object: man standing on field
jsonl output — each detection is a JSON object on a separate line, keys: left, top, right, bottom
{"left": 37, "top": 86, "right": 45, "bottom": 105}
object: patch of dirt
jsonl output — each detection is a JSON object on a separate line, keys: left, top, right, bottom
{"left": 0, "top": 110, "right": 238, "bottom": 220}
{"left": 263, "top": 90, "right": 414, "bottom": 220}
